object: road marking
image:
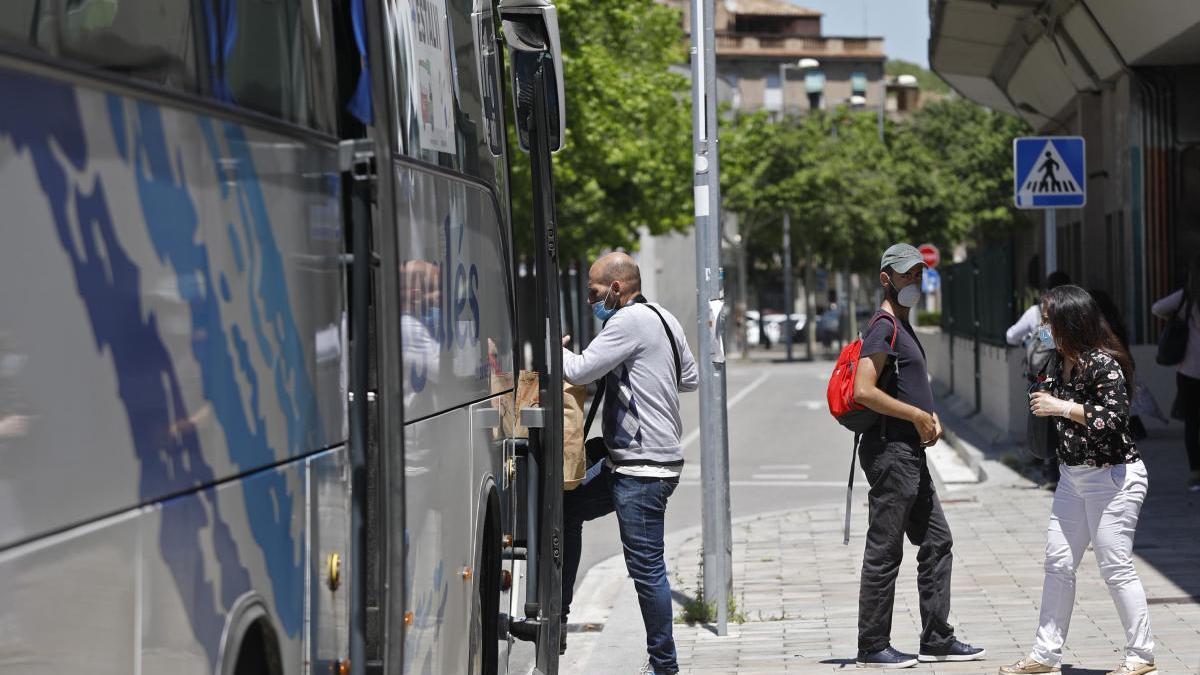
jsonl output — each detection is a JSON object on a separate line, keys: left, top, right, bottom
{"left": 680, "top": 370, "right": 771, "bottom": 450}
{"left": 751, "top": 473, "right": 809, "bottom": 480}
{"left": 680, "top": 480, "right": 847, "bottom": 488}
{"left": 795, "top": 400, "right": 824, "bottom": 410}
{"left": 757, "top": 464, "right": 812, "bottom": 470}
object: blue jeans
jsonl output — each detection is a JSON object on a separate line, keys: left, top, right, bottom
{"left": 562, "top": 463, "right": 679, "bottom": 673}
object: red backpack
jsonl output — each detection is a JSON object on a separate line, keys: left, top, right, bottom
{"left": 827, "top": 313, "right": 898, "bottom": 433}
{"left": 827, "top": 312, "right": 899, "bottom": 545}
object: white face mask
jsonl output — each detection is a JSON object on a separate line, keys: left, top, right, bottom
{"left": 896, "top": 282, "right": 922, "bottom": 308}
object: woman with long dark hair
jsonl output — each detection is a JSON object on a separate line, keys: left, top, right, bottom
{"left": 1151, "top": 252, "right": 1200, "bottom": 491}
{"left": 1000, "top": 286, "right": 1155, "bottom": 675}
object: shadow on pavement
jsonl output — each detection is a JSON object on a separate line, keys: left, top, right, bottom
{"left": 936, "top": 396, "right": 1200, "bottom": 606}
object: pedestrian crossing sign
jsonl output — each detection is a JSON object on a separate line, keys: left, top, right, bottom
{"left": 1013, "top": 136, "right": 1086, "bottom": 209}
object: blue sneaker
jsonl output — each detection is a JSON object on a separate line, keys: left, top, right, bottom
{"left": 918, "top": 640, "right": 986, "bottom": 662}
{"left": 856, "top": 646, "right": 918, "bottom": 669}
{"left": 638, "top": 660, "right": 678, "bottom": 675}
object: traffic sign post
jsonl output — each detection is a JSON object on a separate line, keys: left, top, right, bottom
{"left": 1013, "top": 137, "right": 1086, "bottom": 209}
{"left": 922, "top": 267, "right": 941, "bottom": 294}
{"left": 1013, "top": 136, "right": 1085, "bottom": 276}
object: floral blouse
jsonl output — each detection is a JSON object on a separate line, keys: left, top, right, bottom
{"left": 1049, "top": 349, "right": 1141, "bottom": 467}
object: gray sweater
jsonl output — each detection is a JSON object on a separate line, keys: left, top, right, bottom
{"left": 563, "top": 301, "right": 699, "bottom": 467}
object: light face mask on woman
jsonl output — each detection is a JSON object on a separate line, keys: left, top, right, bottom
{"left": 1037, "top": 324, "right": 1056, "bottom": 349}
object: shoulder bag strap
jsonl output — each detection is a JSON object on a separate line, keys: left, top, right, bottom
{"left": 583, "top": 378, "right": 605, "bottom": 438}
{"left": 643, "top": 304, "right": 682, "bottom": 386}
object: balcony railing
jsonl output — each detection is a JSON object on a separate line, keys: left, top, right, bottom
{"left": 711, "top": 32, "right": 884, "bottom": 56}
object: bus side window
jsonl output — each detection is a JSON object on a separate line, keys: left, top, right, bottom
{"left": 0, "top": 2, "right": 53, "bottom": 49}
{"left": 221, "top": 0, "right": 334, "bottom": 132}
{"left": 55, "top": 0, "right": 202, "bottom": 93}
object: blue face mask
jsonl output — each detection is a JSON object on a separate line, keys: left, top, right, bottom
{"left": 591, "top": 288, "right": 618, "bottom": 322}
{"left": 1038, "top": 324, "right": 1056, "bottom": 349}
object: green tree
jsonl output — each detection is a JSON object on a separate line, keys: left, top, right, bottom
{"left": 507, "top": 0, "right": 694, "bottom": 260}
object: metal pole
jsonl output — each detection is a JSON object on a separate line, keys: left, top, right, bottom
{"left": 690, "top": 0, "right": 732, "bottom": 636}
{"left": 1044, "top": 208, "right": 1057, "bottom": 276}
{"left": 805, "top": 243, "right": 817, "bottom": 360}
{"left": 783, "top": 213, "right": 794, "bottom": 361}
{"left": 778, "top": 62, "right": 786, "bottom": 118}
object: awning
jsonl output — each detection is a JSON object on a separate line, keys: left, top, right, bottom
{"left": 929, "top": 0, "right": 1200, "bottom": 129}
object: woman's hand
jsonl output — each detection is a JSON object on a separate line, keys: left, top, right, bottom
{"left": 1030, "top": 391, "right": 1072, "bottom": 418}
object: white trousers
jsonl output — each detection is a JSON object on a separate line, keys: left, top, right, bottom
{"left": 1032, "top": 460, "right": 1154, "bottom": 667}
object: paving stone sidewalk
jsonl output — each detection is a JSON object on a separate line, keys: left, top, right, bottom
{"left": 660, "top": 450, "right": 1200, "bottom": 674}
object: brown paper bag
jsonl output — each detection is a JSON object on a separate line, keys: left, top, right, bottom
{"left": 496, "top": 370, "right": 540, "bottom": 438}
{"left": 562, "top": 383, "right": 587, "bottom": 491}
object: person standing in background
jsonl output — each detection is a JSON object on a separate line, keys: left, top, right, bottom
{"left": 1008, "top": 272, "right": 1072, "bottom": 488}
{"left": 1151, "top": 252, "right": 1200, "bottom": 492}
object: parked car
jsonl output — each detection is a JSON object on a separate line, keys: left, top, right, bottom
{"left": 815, "top": 307, "right": 874, "bottom": 346}
{"left": 744, "top": 310, "right": 804, "bottom": 347}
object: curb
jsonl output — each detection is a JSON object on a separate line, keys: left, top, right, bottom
{"left": 939, "top": 424, "right": 988, "bottom": 484}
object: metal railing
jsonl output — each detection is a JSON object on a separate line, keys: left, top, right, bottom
{"left": 940, "top": 242, "right": 1017, "bottom": 413}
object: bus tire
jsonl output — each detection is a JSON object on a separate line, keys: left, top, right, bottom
{"left": 470, "top": 491, "right": 502, "bottom": 675}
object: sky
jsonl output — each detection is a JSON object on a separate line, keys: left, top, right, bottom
{"left": 787, "top": 0, "right": 931, "bottom": 67}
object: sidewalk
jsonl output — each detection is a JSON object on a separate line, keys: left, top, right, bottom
{"left": 571, "top": 414, "right": 1200, "bottom": 673}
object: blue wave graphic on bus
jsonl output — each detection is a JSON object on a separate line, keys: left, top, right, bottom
{"left": 0, "top": 69, "right": 317, "bottom": 665}
{"left": 0, "top": 69, "right": 252, "bottom": 668}
{"left": 130, "top": 103, "right": 311, "bottom": 638}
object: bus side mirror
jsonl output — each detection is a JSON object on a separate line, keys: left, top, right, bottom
{"left": 498, "top": 0, "right": 565, "bottom": 153}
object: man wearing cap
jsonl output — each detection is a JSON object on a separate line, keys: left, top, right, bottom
{"left": 850, "top": 244, "right": 986, "bottom": 669}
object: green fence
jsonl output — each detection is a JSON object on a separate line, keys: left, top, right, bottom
{"left": 940, "top": 243, "right": 1016, "bottom": 347}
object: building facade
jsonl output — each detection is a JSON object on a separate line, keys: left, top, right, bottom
{"left": 662, "top": 0, "right": 886, "bottom": 114}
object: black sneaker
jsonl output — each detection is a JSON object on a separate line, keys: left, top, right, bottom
{"left": 918, "top": 640, "right": 986, "bottom": 662}
{"left": 856, "top": 646, "right": 919, "bottom": 669}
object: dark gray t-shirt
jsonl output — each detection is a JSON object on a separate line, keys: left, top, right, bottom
{"left": 860, "top": 310, "right": 934, "bottom": 428}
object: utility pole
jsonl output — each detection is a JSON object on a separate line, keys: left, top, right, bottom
{"left": 690, "top": 0, "right": 732, "bottom": 636}
{"left": 783, "top": 212, "right": 794, "bottom": 361}
{"left": 805, "top": 243, "right": 817, "bottom": 360}
{"left": 1045, "top": 209, "right": 1057, "bottom": 276}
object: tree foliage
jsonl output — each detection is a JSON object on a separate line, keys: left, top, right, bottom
{"left": 720, "top": 98, "right": 1030, "bottom": 291}
{"left": 507, "top": 0, "right": 694, "bottom": 260}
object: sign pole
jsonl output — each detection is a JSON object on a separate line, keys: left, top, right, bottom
{"left": 1044, "top": 208, "right": 1056, "bottom": 276}
{"left": 690, "top": 0, "right": 733, "bottom": 636}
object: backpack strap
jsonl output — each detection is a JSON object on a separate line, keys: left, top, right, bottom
{"left": 843, "top": 433, "right": 861, "bottom": 545}
{"left": 867, "top": 312, "right": 900, "bottom": 350}
{"left": 866, "top": 313, "right": 901, "bottom": 440}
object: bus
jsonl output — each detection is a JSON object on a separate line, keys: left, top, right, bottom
{"left": 0, "top": 1, "right": 568, "bottom": 674}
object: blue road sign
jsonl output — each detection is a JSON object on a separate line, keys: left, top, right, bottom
{"left": 922, "top": 267, "right": 941, "bottom": 294}
{"left": 1013, "top": 136, "right": 1086, "bottom": 209}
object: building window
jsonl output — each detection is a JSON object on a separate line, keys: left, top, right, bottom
{"left": 764, "top": 71, "right": 781, "bottom": 112}
{"left": 805, "top": 70, "right": 824, "bottom": 110}
{"left": 851, "top": 71, "right": 868, "bottom": 96}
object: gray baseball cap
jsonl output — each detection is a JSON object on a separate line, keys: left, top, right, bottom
{"left": 880, "top": 243, "right": 925, "bottom": 272}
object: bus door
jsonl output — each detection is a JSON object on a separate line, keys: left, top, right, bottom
{"left": 333, "top": 1, "right": 406, "bottom": 673}
{"left": 498, "top": 2, "right": 568, "bottom": 673}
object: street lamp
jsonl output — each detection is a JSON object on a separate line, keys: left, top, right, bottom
{"left": 778, "top": 57, "right": 820, "bottom": 117}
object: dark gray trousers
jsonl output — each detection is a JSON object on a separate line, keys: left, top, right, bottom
{"left": 857, "top": 437, "right": 957, "bottom": 653}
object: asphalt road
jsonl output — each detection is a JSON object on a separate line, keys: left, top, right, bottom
{"left": 570, "top": 351, "right": 859, "bottom": 587}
